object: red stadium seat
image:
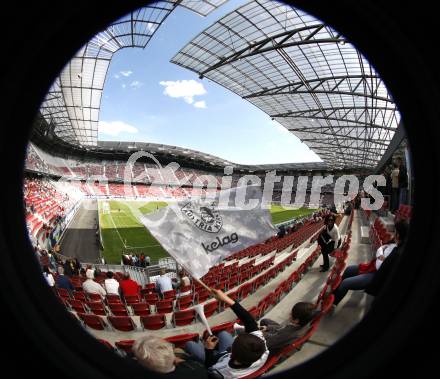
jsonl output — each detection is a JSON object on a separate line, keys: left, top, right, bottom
{"left": 195, "top": 289, "right": 210, "bottom": 303}
{"left": 98, "top": 339, "right": 114, "bottom": 350}
{"left": 140, "top": 314, "right": 166, "bottom": 330}
{"left": 124, "top": 294, "right": 141, "bottom": 305}
{"left": 78, "top": 313, "right": 108, "bottom": 330}
{"left": 108, "top": 316, "right": 136, "bottom": 331}
{"left": 173, "top": 309, "right": 196, "bottom": 326}
{"left": 203, "top": 300, "right": 219, "bottom": 318}
{"left": 57, "top": 288, "right": 71, "bottom": 299}
{"left": 162, "top": 289, "right": 176, "bottom": 300}
{"left": 106, "top": 294, "right": 123, "bottom": 304}
{"left": 86, "top": 301, "right": 107, "bottom": 316}
{"left": 108, "top": 303, "right": 129, "bottom": 316}
{"left": 115, "top": 340, "right": 134, "bottom": 354}
{"left": 87, "top": 293, "right": 103, "bottom": 302}
{"left": 156, "top": 299, "right": 174, "bottom": 314}
{"left": 131, "top": 302, "right": 151, "bottom": 316}
{"left": 73, "top": 291, "right": 87, "bottom": 302}
{"left": 144, "top": 292, "right": 160, "bottom": 305}
{"left": 176, "top": 294, "right": 193, "bottom": 310}
{"left": 68, "top": 299, "right": 87, "bottom": 313}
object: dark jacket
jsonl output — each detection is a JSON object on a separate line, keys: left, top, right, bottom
{"left": 260, "top": 320, "right": 304, "bottom": 353}
{"left": 398, "top": 165, "right": 408, "bottom": 189}
{"left": 55, "top": 275, "right": 74, "bottom": 293}
{"left": 172, "top": 359, "right": 208, "bottom": 378}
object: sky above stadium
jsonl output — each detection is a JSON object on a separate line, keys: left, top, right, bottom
{"left": 99, "top": 0, "right": 321, "bottom": 165}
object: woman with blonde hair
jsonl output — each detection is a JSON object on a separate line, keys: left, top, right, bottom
{"left": 133, "top": 335, "right": 207, "bottom": 377}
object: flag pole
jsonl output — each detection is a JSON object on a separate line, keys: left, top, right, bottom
{"left": 193, "top": 276, "right": 212, "bottom": 292}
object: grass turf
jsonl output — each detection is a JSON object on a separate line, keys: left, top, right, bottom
{"left": 270, "top": 205, "right": 317, "bottom": 225}
{"left": 99, "top": 200, "right": 317, "bottom": 264}
{"left": 98, "top": 200, "right": 168, "bottom": 264}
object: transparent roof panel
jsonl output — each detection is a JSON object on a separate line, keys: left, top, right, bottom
{"left": 172, "top": 0, "right": 400, "bottom": 168}
{"left": 39, "top": 0, "right": 228, "bottom": 146}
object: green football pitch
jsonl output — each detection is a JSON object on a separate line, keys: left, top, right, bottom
{"left": 98, "top": 200, "right": 317, "bottom": 264}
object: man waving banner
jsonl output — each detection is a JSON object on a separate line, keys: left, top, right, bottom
{"left": 140, "top": 185, "right": 277, "bottom": 279}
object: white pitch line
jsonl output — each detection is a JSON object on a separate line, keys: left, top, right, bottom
{"left": 107, "top": 205, "right": 128, "bottom": 249}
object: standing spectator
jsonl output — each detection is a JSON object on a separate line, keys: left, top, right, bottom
{"left": 382, "top": 164, "right": 392, "bottom": 204}
{"left": 396, "top": 157, "right": 408, "bottom": 206}
{"left": 145, "top": 255, "right": 151, "bottom": 266}
{"left": 317, "top": 214, "right": 340, "bottom": 272}
{"left": 119, "top": 273, "right": 140, "bottom": 298}
{"left": 82, "top": 269, "right": 106, "bottom": 298}
{"left": 55, "top": 266, "right": 74, "bottom": 294}
{"left": 155, "top": 268, "right": 173, "bottom": 296}
{"left": 103, "top": 271, "right": 120, "bottom": 295}
{"left": 391, "top": 163, "right": 400, "bottom": 212}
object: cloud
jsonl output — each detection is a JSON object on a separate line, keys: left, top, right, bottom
{"left": 159, "top": 80, "right": 207, "bottom": 105}
{"left": 122, "top": 84, "right": 126, "bottom": 89}
{"left": 98, "top": 121, "right": 138, "bottom": 136}
{"left": 120, "top": 70, "right": 133, "bottom": 77}
{"left": 130, "top": 81, "right": 143, "bottom": 89}
{"left": 194, "top": 100, "right": 207, "bottom": 109}
{"left": 114, "top": 74, "right": 120, "bottom": 79}
{"left": 147, "top": 23, "right": 157, "bottom": 33}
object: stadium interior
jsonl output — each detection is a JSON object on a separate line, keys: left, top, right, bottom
{"left": 23, "top": 0, "right": 413, "bottom": 377}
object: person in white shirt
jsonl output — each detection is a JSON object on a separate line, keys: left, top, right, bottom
{"left": 82, "top": 269, "right": 106, "bottom": 298}
{"left": 103, "top": 271, "right": 120, "bottom": 295}
{"left": 185, "top": 289, "right": 269, "bottom": 379}
{"left": 43, "top": 266, "right": 55, "bottom": 287}
{"left": 317, "top": 214, "right": 340, "bottom": 272}
{"left": 155, "top": 268, "right": 173, "bottom": 296}
{"left": 375, "top": 242, "right": 397, "bottom": 270}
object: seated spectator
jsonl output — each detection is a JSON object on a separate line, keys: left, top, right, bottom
{"left": 42, "top": 266, "right": 55, "bottom": 288}
{"left": 73, "top": 258, "right": 81, "bottom": 275}
{"left": 132, "top": 335, "right": 207, "bottom": 377}
{"left": 63, "top": 259, "right": 75, "bottom": 277}
{"left": 82, "top": 269, "right": 106, "bottom": 298}
{"left": 185, "top": 289, "right": 269, "bottom": 378}
{"left": 55, "top": 266, "right": 74, "bottom": 294}
{"left": 332, "top": 220, "right": 408, "bottom": 305}
{"left": 119, "top": 273, "right": 140, "bottom": 297}
{"left": 156, "top": 268, "right": 173, "bottom": 296}
{"left": 259, "top": 302, "right": 318, "bottom": 353}
{"left": 173, "top": 270, "right": 191, "bottom": 296}
{"left": 103, "top": 271, "right": 120, "bottom": 295}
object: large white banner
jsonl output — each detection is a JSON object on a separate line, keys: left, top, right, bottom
{"left": 140, "top": 186, "right": 277, "bottom": 278}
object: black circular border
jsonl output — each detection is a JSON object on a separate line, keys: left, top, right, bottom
{"left": 1, "top": 1, "right": 439, "bottom": 378}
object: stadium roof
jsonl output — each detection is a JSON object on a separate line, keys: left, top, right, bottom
{"left": 39, "top": 0, "right": 228, "bottom": 147}
{"left": 96, "top": 141, "right": 332, "bottom": 172}
{"left": 171, "top": 0, "right": 400, "bottom": 169}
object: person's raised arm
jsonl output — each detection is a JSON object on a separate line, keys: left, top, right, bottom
{"left": 210, "top": 289, "right": 258, "bottom": 333}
